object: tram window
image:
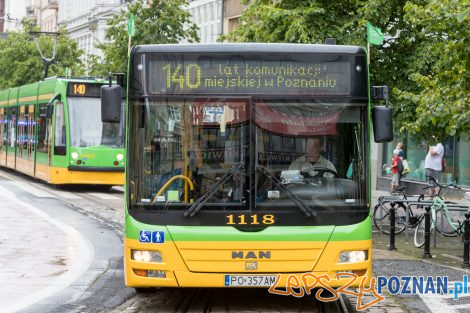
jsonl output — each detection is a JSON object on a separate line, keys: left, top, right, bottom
{"left": 28, "top": 105, "right": 34, "bottom": 154}
{"left": 54, "top": 102, "right": 66, "bottom": 155}
{"left": 8, "top": 108, "right": 16, "bottom": 148}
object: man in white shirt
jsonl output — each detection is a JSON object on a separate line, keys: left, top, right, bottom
{"left": 289, "top": 138, "right": 336, "bottom": 178}
{"left": 424, "top": 142, "right": 444, "bottom": 194}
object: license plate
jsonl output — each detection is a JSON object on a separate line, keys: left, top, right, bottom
{"left": 224, "top": 275, "right": 277, "bottom": 287}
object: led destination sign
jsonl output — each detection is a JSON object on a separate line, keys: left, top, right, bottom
{"left": 67, "top": 83, "right": 103, "bottom": 97}
{"left": 148, "top": 58, "right": 352, "bottom": 96}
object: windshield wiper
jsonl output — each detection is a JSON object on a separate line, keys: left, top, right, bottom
{"left": 184, "top": 163, "right": 243, "bottom": 218}
{"left": 257, "top": 165, "right": 316, "bottom": 217}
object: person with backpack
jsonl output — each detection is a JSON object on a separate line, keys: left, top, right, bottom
{"left": 391, "top": 149, "right": 403, "bottom": 192}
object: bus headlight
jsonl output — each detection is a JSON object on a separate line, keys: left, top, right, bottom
{"left": 131, "top": 250, "right": 162, "bottom": 263}
{"left": 116, "top": 154, "right": 124, "bottom": 161}
{"left": 71, "top": 152, "right": 79, "bottom": 159}
{"left": 338, "top": 250, "right": 368, "bottom": 263}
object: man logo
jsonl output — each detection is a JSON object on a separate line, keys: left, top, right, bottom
{"left": 232, "top": 251, "right": 271, "bottom": 259}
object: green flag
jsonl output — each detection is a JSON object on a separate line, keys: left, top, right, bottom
{"left": 128, "top": 14, "right": 135, "bottom": 37}
{"left": 367, "top": 22, "right": 384, "bottom": 46}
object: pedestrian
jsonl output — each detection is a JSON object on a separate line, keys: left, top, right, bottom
{"left": 396, "top": 142, "right": 405, "bottom": 159}
{"left": 424, "top": 139, "right": 444, "bottom": 195}
{"left": 391, "top": 149, "right": 401, "bottom": 192}
{"left": 396, "top": 142, "right": 410, "bottom": 175}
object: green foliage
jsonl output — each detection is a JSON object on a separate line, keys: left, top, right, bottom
{"left": 225, "top": 0, "right": 470, "bottom": 140}
{"left": 0, "top": 21, "right": 84, "bottom": 89}
{"left": 224, "top": 0, "right": 367, "bottom": 45}
{"left": 93, "top": 0, "right": 199, "bottom": 75}
{"left": 396, "top": 0, "right": 470, "bottom": 141}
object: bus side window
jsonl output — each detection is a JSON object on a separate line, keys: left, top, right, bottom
{"left": 54, "top": 102, "right": 66, "bottom": 155}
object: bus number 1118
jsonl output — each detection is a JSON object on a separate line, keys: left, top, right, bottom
{"left": 226, "top": 214, "right": 275, "bottom": 225}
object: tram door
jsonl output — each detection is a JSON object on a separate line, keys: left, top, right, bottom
{"left": 6, "top": 107, "right": 16, "bottom": 169}
{"left": 0, "top": 108, "right": 5, "bottom": 167}
{"left": 16, "top": 105, "right": 35, "bottom": 176}
{"left": 34, "top": 103, "right": 52, "bottom": 182}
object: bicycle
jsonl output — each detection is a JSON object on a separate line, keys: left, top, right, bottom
{"left": 373, "top": 186, "right": 428, "bottom": 235}
{"left": 413, "top": 177, "right": 468, "bottom": 248}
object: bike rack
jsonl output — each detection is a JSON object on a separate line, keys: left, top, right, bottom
{"left": 376, "top": 196, "right": 470, "bottom": 265}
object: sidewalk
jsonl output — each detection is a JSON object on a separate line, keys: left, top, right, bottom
{"left": 0, "top": 183, "right": 76, "bottom": 312}
{"left": 364, "top": 189, "right": 470, "bottom": 313}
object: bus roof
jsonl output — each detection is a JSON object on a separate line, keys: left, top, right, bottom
{"left": 132, "top": 43, "right": 366, "bottom": 56}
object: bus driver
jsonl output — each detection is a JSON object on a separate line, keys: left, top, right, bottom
{"left": 289, "top": 138, "right": 336, "bottom": 178}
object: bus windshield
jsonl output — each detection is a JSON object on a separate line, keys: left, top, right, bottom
{"left": 68, "top": 97, "right": 125, "bottom": 148}
{"left": 128, "top": 97, "right": 368, "bottom": 218}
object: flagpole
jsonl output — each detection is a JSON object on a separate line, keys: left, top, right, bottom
{"left": 367, "top": 42, "right": 370, "bottom": 65}
{"left": 128, "top": 36, "right": 131, "bottom": 57}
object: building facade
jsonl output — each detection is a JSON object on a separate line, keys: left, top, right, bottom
{"left": 185, "top": 0, "right": 246, "bottom": 43}
{"left": 186, "top": 0, "right": 222, "bottom": 43}
{"left": 57, "top": 0, "right": 126, "bottom": 66}
{"left": 39, "top": 0, "right": 59, "bottom": 32}
{"left": 3, "top": 0, "right": 26, "bottom": 31}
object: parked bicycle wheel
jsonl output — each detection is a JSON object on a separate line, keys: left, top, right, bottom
{"left": 414, "top": 209, "right": 437, "bottom": 248}
{"left": 405, "top": 204, "right": 422, "bottom": 228}
{"left": 435, "top": 211, "right": 458, "bottom": 237}
{"left": 373, "top": 202, "right": 407, "bottom": 235}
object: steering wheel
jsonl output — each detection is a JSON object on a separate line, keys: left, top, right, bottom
{"left": 300, "top": 166, "right": 338, "bottom": 178}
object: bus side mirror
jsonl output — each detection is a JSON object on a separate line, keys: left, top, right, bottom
{"left": 101, "top": 85, "right": 121, "bottom": 123}
{"left": 372, "top": 106, "right": 393, "bottom": 142}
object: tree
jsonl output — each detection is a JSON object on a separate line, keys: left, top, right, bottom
{"left": 0, "top": 21, "right": 84, "bottom": 89}
{"left": 92, "top": 0, "right": 199, "bottom": 75}
{"left": 225, "top": 0, "right": 470, "bottom": 140}
{"left": 395, "top": 0, "right": 470, "bottom": 140}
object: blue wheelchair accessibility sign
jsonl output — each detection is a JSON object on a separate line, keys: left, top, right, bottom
{"left": 139, "top": 230, "right": 165, "bottom": 243}
{"left": 139, "top": 230, "right": 152, "bottom": 243}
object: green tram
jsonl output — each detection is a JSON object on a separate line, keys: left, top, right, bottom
{"left": 0, "top": 77, "right": 125, "bottom": 185}
{"left": 102, "top": 43, "right": 392, "bottom": 288}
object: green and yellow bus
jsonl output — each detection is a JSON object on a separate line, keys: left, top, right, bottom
{"left": 0, "top": 77, "right": 125, "bottom": 185}
{"left": 102, "top": 43, "right": 392, "bottom": 289}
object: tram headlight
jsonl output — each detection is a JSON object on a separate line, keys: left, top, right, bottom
{"left": 116, "top": 154, "right": 124, "bottom": 161}
{"left": 338, "top": 250, "right": 368, "bottom": 263}
{"left": 71, "top": 152, "right": 79, "bottom": 159}
{"left": 131, "top": 250, "right": 162, "bottom": 263}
